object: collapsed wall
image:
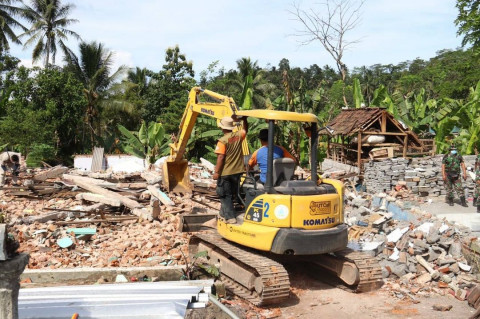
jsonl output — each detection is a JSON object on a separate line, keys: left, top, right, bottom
{"left": 364, "top": 155, "right": 477, "bottom": 197}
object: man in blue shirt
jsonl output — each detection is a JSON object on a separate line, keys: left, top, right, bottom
{"left": 248, "top": 129, "right": 296, "bottom": 184}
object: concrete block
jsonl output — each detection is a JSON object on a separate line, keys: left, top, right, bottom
{"left": 0, "top": 224, "right": 6, "bottom": 261}
{"left": 0, "top": 253, "right": 29, "bottom": 319}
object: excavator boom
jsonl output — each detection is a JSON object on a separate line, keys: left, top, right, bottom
{"left": 163, "top": 87, "right": 249, "bottom": 192}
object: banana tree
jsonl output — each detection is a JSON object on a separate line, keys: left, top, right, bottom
{"left": 452, "top": 80, "right": 480, "bottom": 154}
{"left": 117, "top": 122, "right": 170, "bottom": 167}
{"left": 353, "top": 78, "right": 365, "bottom": 108}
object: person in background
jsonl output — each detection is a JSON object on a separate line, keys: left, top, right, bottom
{"left": 248, "top": 128, "right": 296, "bottom": 184}
{"left": 442, "top": 145, "right": 468, "bottom": 207}
{"left": 0, "top": 151, "right": 20, "bottom": 187}
{"left": 213, "top": 115, "right": 248, "bottom": 224}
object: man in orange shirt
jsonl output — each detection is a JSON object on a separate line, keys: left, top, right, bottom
{"left": 213, "top": 115, "right": 248, "bottom": 224}
{"left": 248, "top": 129, "right": 296, "bottom": 184}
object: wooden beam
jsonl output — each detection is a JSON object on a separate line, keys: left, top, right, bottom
{"left": 63, "top": 174, "right": 151, "bottom": 220}
{"left": 381, "top": 112, "right": 387, "bottom": 132}
{"left": 362, "top": 131, "right": 407, "bottom": 136}
{"left": 75, "top": 193, "right": 121, "bottom": 207}
{"left": 357, "top": 132, "right": 362, "bottom": 172}
{"left": 33, "top": 166, "right": 69, "bottom": 181}
{"left": 147, "top": 185, "right": 175, "bottom": 206}
{"left": 403, "top": 135, "right": 408, "bottom": 158}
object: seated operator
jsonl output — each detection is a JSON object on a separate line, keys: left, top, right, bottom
{"left": 248, "top": 129, "right": 296, "bottom": 184}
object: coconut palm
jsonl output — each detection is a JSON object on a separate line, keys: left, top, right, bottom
{"left": 127, "top": 67, "right": 149, "bottom": 96}
{"left": 235, "top": 57, "right": 276, "bottom": 109}
{"left": 0, "top": 0, "right": 26, "bottom": 51}
{"left": 63, "top": 41, "right": 126, "bottom": 147}
{"left": 21, "top": 0, "right": 79, "bottom": 67}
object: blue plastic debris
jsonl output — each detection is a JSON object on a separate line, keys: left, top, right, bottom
{"left": 57, "top": 237, "right": 73, "bottom": 248}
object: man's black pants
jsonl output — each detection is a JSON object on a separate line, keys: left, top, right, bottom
{"left": 216, "top": 173, "right": 241, "bottom": 220}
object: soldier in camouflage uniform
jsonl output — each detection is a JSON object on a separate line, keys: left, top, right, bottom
{"left": 442, "top": 145, "right": 468, "bottom": 207}
{"left": 474, "top": 151, "right": 480, "bottom": 212}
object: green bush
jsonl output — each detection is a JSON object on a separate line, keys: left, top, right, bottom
{"left": 26, "top": 144, "right": 56, "bottom": 167}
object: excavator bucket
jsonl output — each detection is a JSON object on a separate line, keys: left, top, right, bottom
{"left": 162, "top": 159, "right": 192, "bottom": 193}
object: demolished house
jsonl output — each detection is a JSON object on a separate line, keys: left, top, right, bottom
{"left": 320, "top": 108, "right": 434, "bottom": 172}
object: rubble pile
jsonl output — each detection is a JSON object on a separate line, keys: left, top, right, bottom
{"left": 364, "top": 155, "right": 477, "bottom": 197}
{"left": 0, "top": 161, "right": 218, "bottom": 270}
{"left": 345, "top": 190, "right": 479, "bottom": 303}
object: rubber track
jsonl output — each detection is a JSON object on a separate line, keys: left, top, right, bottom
{"left": 334, "top": 249, "right": 384, "bottom": 292}
{"left": 190, "top": 233, "right": 291, "bottom": 306}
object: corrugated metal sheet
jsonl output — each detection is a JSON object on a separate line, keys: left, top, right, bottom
{"left": 90, "top": 147, "right": 104, "bottom": 172}
{"left": 19, "top": 280, "right": 212, "bottom": 319}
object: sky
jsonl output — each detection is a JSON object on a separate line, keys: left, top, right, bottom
{"left": 9, "top": 0, "right": 464, "bottom": 76}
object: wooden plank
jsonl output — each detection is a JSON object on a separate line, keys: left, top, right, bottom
{"left": 362, "top": 131, "right": 407, "bottom": 136}
{"left": 357, "top": 132, "right": 362, "bottom": 172}
{"left": 403, "top": 135, "right": 408, "bottom": 158}
{"left": 24, "top": 204, "right": 106, "bottom": 223}
{"left": 33, "top": 166, "right": 69, "bottom": 181}
{"left": 63, "top": 174, "right": 150, "bottom": 220}
{"left": 116, "top": 182, "right": 147, "bottom": 189}
{"left": 56, "top": 217, "right": 138, "bottom": 225}
{"left": 381, "top": 112, "right": 387, "bottom": 132}
{"left": 147, "top": 185, "right": 174, "bottom": 206}
{"left": 75, "top": 193, "right": 122, "bottom": 207}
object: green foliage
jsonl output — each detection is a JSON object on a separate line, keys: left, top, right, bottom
{"left": 0, "top": 0, "right": 26, "bottom": 51}
{"left": 21, "top": 0, "right": 80, "bottom": 67}
{"left": 353, "top": 78, "right": 364, "bottom": 108}
{"left": 143, "top": 45, "right": 195, "bottom": 134}
{"left": 181, "top": 250, "right": 220, "bottom": 280}
{"left": 455, "top": 0, "right": 480, "bottom": 49}
{"left": 63, "top": 41, "right": 126, "bottom": 148}
{"left": 0, "top": 66, "right": 85, "bottom": 159}
{"left": 118, "top": 121, "right": 170, "bottom": 164}
{"left": 26, "top": 143, "right": 55, "bottom": 167}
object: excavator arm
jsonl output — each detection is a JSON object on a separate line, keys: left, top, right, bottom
{"left": 163, "top": 87, "right": 249, "bottom": 192}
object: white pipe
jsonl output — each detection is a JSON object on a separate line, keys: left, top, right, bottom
{"left": 208, "top": 294, "right": 241, "bottom": 319}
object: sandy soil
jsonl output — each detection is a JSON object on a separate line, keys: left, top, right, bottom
{"left": 188, "top": 265, "right": 476, "bottom": 319}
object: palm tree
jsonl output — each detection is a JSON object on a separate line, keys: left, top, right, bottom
{"left": 235, "top": 57, "right": 276, "bottom": 109}
{"left": 127, "top": 67, "right": 149, "bottom": 96}
{"left": 0, "top": 0, "right": 26, "bottom": 51}
{"left": 63, "top": 41, "right": 126, "bottom": 147}
{"left": 21, "top": 0, "right": 79, "bottom": 67}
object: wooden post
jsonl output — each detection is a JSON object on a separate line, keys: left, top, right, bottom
{"left": 327, "top": 137, "right": 330, "bottom": 159}
{"left": 403, "top": 135, "right": 408, "bottom": 158}
{"left": 381, "top": 112, "right": 387, "bottom": 132}
{"left": 357, "top": 132, "right": 362, "bottom": 172}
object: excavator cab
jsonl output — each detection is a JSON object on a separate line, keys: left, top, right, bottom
{"left": 214, "top": 110, "right": 348, "bottom": 255}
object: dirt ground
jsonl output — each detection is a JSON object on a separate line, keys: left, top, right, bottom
{"left": 188, "top": 264, "right": 475, "bottom": 319}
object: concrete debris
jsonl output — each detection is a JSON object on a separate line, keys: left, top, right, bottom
{"left": 344, "top": 186, "right": 480, "bottom": 307}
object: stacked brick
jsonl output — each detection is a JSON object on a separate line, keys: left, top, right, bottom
{"left": 364, "top": 155, "right": 477, "bottom": 197}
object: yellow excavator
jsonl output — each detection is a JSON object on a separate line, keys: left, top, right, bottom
{"left": 163, "top": 87, "right": 382, "bottom": 305}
